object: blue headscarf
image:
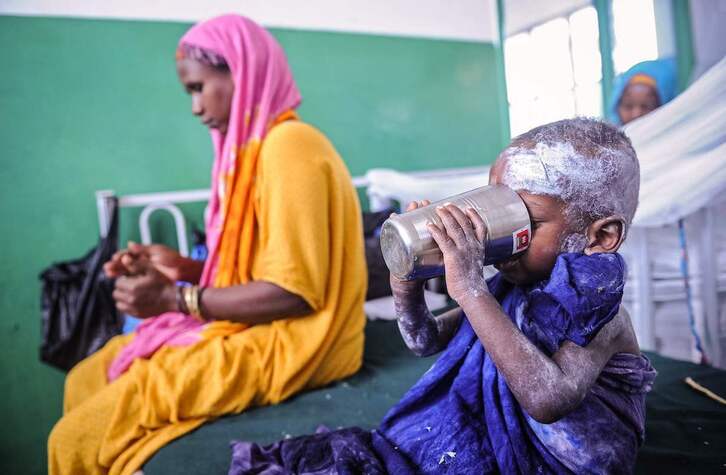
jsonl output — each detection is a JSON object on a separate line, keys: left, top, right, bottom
{"left": 608, "top": 57, "right": 677, "bottom": 125}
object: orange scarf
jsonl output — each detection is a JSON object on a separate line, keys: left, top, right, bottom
{"left": 215, "top": 110, "right": 299, "bottom": 287}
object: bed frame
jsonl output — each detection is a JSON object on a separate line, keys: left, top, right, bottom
{"left": 95, "top": 167, "right": 724, "bottom": 367}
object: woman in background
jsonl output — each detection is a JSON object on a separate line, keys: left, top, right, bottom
{"left": 48, "top": 14, "right": 367, "bottom": 475}
{"left": 609, "top": 57, "right": 677, "bottom": 126}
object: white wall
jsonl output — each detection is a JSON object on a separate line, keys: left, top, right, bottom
{"left": 0, "top": 0, "right": 499, "bottom": 42}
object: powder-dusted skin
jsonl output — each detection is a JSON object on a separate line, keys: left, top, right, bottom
{"left": 500, "top": 118, "right": 640, "bottom": 252}
{"left": 392, "top": 281, "right": 462, "bottom": 357}
{"left": 391, "top": 203, "right": 486, "bottom": 357}
{"left": 502, "top": 142, "right": 634, "bottom": 223}
{"left": 227, "top": 118, "right": 651, "bottom": 474}
{"left": 228, "top": 254, "right": 656, "bottom": 474}
{"left": 372, "top": 254, "right": 655, "bottom": 474}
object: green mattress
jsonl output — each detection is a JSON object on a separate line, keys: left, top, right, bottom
{"left": 144, "top": 320, "right": 726, "bottom": 474}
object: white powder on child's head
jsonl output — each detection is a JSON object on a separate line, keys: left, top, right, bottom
{"left": 501, "top": 142, "right": 577, "bottom": 197}
{"left": 498, "top": 120, "right": 640, "bottom": 251}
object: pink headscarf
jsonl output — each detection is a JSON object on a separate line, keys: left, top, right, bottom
{"left": 107, "top": 14, "right": 301, "bottom": 381}
{"left": 183, "top": 14, "right": 302, "bottom": 283}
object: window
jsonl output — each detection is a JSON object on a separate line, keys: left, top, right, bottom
{"left": 505, "top": 6, "right": 601, "bottom": 137}
{"left": 611, "top": 0, "right": 659, "bottom": 73}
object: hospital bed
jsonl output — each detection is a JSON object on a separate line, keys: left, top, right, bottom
{"left": 95, "top": 166, "right": 726, "bottom": 367}
{"left": 95, "top": 56, "right": 726, "bottom": 474}
{"left": 94, "top": 170, "right": 726, "bottom": 474}
{"left": 142, "top": 319, "right": 724, "bottom": 474}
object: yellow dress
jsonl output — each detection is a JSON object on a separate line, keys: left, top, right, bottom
{"left": 48, "top": 121, "right": 368, "bottom": 475}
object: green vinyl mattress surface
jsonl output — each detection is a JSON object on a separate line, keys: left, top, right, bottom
{"left": 144, "top": 320, "right": 726, "bottom": 474}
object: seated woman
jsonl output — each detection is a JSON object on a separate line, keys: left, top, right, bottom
{"left": 609, "top": 58, "right": 677, "bottom": 125}
{"left": 229, "top": 118, "right": 656, "bottom": 474}
{"left": 47, "top": 14, "right": 367, "bottom": 475}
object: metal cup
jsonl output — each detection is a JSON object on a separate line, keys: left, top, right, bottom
{"left": 380, "top": 184, "right": 531, "bottom": 280}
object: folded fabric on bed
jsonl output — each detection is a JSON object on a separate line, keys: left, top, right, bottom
{"left": 365, "top": 168, "right": 490, "bottom": 211}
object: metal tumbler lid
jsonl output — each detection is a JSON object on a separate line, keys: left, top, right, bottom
{"left": 380, "top": 219, "right": 415, "bottom": 280}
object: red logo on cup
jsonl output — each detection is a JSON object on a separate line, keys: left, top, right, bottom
{"left": 515, "top": 229, "right": 530, "bottom": 251}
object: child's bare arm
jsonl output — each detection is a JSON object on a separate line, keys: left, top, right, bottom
{"left": 392, "top": 276, "right": 463, "bottom": 357}
{"left": 427, "top": 203, "right": 633, "bottom": 423}
{"left": 462, "top": 293, "right": 628, "bottom": 423}
{"left": 391, "top": 199, "right": 463, "bottom": 356}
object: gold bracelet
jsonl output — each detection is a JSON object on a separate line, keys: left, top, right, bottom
{"left": 182, "top": 286, "right": 191, "bottom": 315}
{"left": 183, "top": 285, "right": 205, "bottom": 321}
{"left": 183, "top": 285, "right": 196, "bottom": 317}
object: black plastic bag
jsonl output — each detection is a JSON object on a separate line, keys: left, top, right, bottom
{"left": 39, "top": 199, "right": 123, "bottom": 371}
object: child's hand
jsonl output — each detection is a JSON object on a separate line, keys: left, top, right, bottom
{"left": 428, "top": 204, "right": 488, "bottom": 304}
{"left": 391, "top": 200, "right": 467, "bottom": 357}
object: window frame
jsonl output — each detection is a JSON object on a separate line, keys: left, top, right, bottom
{"left": 503, "top": 4, "right": 602, "bottom": 137}
{"left": 498, "top": 0, "right": 691, "bottom": 139}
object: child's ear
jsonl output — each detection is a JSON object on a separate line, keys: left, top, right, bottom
{"left": 584, "top": 216, "right": 626, "bottom": 255}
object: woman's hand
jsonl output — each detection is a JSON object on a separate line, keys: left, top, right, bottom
{"left": 112, "top": 257, "right": 177, "bottom": 318}
{"left": 427, "top": 204, "right": 488, "bottom": 305}
{"left": 104, "top": 242, "right": 203, "bottom": 283}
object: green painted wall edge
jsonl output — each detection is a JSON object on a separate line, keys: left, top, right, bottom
{"left": 672, "top": 0, "right": 694, "bottom": 91}
{"left": 594, "top": 0, "right": 615, "bottom": 116}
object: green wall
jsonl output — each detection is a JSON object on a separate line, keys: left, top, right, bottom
{"left": 0, "top": 15, "right": 507, "bottom": 473}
